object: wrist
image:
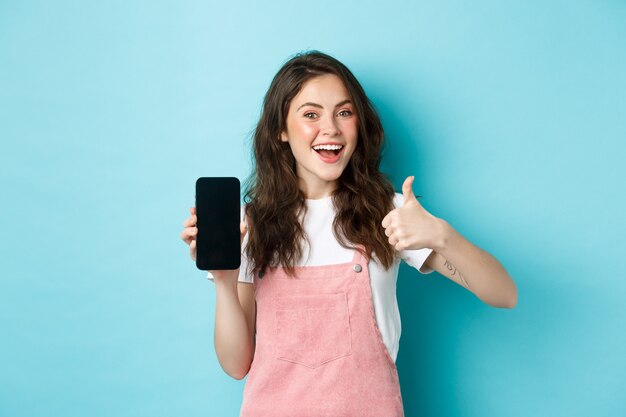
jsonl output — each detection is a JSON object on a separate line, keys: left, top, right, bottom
{"left": 213, "top": 270, "right": 240, "bottom": 292}
{"left": 432, "top": 218, "right": 455, "bottom": 252}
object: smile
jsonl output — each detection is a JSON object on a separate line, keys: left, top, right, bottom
{"left": 311, "top": 143, "right": 344, "bottom": 163}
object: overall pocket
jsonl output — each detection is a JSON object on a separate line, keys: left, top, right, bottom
{"left": 274, "top": 292, "right": 352, "bottom": 369}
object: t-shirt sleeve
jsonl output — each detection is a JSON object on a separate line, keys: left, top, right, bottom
{"left": 392, "top": 192, "right": 435, "bottom": 275}
{"left": 206, "top": 204, "right": 254, "bottom": 284}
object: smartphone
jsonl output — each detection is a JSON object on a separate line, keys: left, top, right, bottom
{"left": 195, "top": 177, "right": 241, "bottom": 270}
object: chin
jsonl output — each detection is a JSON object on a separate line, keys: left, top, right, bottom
{"left": 318, "top": 169, "right": 345, "bottom": 182}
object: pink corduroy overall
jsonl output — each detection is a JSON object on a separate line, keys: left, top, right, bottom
{"left": 239, "top": 247, "right": 405, "bottom": 417}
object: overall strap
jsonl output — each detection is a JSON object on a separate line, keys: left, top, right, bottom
{"left": 351, "top": 244, "right": 370, "bottom": 264}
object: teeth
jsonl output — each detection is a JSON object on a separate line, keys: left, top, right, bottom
{"left": 312, "top": 144, "right": 343, "bottom": 151}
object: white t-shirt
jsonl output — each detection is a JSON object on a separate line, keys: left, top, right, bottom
{"left": 207, "top": 192, "right": 435, "bottom": 363}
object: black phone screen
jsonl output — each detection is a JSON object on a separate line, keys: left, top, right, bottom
{"left": 195, "top": 177, "right": 241, "bottom": 270}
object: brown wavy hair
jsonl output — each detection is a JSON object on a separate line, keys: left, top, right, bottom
{"left": 243, "top": 50, "right": 396, "bottom": 277}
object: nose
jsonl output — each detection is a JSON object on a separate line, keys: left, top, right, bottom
{"left": 320, "top": 115, "right": 340, "bottom": 136}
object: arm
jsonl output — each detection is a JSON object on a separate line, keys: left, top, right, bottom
{"left": 214, "top": 277, "right": 256, "bottom": 380}
{"left": 422, "top": 227, "right": 517, "bottom": 308}
{"left": 383, "top": 176, "right": 518, "bottom": 309}
{"left": 210, "top": 215, "right": 257, "bottom": 380}
{"left": 182, "top": 207, "right": 257, "bottom": 379}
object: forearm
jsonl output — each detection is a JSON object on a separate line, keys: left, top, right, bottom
{"left": 214, "top": 276, "right": 255, "bottom": 379}
{"left": 436, "top": 221, "right": 518, "bottom": 308}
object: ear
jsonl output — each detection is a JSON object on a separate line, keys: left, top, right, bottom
{"left": 280, "top": 131, "right": 289, "bottom": 142}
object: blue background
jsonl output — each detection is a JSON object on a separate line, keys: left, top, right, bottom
{"left": 1, "top": 1, "right": 624, "bottom": 416}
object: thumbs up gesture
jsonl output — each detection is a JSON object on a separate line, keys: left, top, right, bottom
{"left": 381, "top": 176, "right": 447, "bottom": 251}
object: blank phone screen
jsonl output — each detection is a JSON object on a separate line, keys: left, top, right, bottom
{"left": 195, "top": 177, "right": 241, "bottom": 270}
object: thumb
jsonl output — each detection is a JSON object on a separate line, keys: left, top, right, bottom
{"left": 402, "top": 176, "right": 417, "bottom": 205}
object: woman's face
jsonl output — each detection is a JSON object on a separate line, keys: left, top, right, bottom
{"left": 280, "top": 74, "right": 358, "bottom": 199}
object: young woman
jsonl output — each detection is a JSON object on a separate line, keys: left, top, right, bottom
{"left": 180, "top": 50, "right": 517, "bottom": 416}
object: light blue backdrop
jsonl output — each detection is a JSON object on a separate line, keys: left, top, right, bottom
{"left": 1, "top": 1, "right": 624, "bottom": 416}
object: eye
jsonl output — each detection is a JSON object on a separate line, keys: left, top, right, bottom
{"left": 303, "top": 112, "right": 318, "bottom": 119}
{"left": 337, "top": 110, "right": 353, "bottom": 117}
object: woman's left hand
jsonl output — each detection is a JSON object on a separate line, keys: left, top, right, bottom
{"left": 382, "top": 176, "right": 449, "bottom": 251}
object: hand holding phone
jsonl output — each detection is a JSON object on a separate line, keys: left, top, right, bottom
{"left": 181, "top": 206, "right": 248, "bottom": 280}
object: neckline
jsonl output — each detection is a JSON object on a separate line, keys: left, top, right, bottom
{"left": 305, "top": 195, "right": 332, "bottom": 203}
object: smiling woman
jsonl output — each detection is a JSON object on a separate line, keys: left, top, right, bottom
{"left": 179, "top": 49, "right": 517, "bottom": 417}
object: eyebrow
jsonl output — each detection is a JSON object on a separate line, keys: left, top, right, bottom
{"left": 296, "top": 99, "right": 352, "bottom": 112}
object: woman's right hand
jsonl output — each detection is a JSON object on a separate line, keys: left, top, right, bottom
{"left": 180, "top": 207, "right": 248, "bottom": 282}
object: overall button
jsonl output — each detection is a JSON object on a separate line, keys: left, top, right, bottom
{"left": 353, "top": 264, "right": 362, "bottom": 273}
